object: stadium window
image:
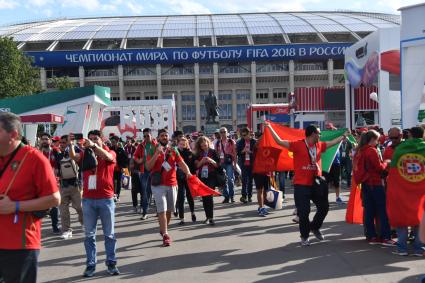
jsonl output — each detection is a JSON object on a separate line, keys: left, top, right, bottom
{"left": 182, "top": 105, "right": 196, "bottom": 121}
{"left": 181, "top": 95, "right": 195, "bottom": 102}
{"left": 237, "top": 104, "right": 248, "bottom": 120}
{"left": 111, "top": 97, "right": 120, "bottom": 101}
{"left": 273, "top": 92, "right": 287, "bottom": 99}
{"left": 199, "top": 37, "right": 212, "bottom": 47}
{"left": 145, "top": 96, "right": 158, "bottom": 100}
{"left": 219, "top": 93, "right": 232, "bottom": 101}
{"left": 256, "top": 92, "right": 268, "bottom": 100}
{"left": 236, "top": 92, "right": 250, "bottom": 100}
{"left": 219, "top": 104, "right": 232, "bottom": 119}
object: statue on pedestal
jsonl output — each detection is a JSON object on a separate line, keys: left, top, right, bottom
{"left": 204, "top": 91, "right": 220, "bottom": 124}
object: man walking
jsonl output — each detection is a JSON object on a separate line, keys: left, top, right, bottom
{"left": 145, "top": 128, "right": 192, "bottom": 246}
{"left": 55, "top": 135, "right": 83, "bottom": 240}
{"left": 0, "top": 112, "right": 60, "bottom": 283}
{"left": 236, "top": 127, "right": 256, "bottom": 203}
{"left": 69, "top": 130, "right": 120, "bottom": 277}
{"left": 39, "top": 132, "right": 61, "bottom": 234}
{"left": 265, "top": 123, "right": 345, "bottom": 245}
{"left": 215, "top": 127, "right": 236, "bottom": 203}
{"left": 134, "top": 128, "right": 158, "bottom": 219}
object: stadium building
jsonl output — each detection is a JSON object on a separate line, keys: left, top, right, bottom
{"left": 0, "top": 12, "right": 400, "bottom": 132}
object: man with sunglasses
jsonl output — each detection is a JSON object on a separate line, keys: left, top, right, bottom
{"left": 265, "top": 123, "right": 346, "bottom": 246}
{"left": 55, "top": 135, "right": 83, "bottom": 240}
{"left": 383, "top": 127, "right": 403, "bottom": 162}
{"left": 134, "top": 128, "right": 158, "bottom": 219}
{"left": 215, "top": 127, "right": 236, "bottom": 203}
{"left": 236, "top": 127, "right": 256, "bottom": 203}
{"left": 145, "top": 128, "right": 192, "bottom": 247}
{"left": 69, "top": 130, "right": 120, "bottom": 277}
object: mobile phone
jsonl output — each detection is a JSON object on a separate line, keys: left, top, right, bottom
{"left": 73, "top": 133, "right": 84, "bottom": 140}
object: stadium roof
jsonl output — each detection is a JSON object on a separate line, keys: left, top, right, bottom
{"left": 0, "top": 12, "right": 400, "bottom": 46}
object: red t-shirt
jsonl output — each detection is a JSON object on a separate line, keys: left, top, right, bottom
{"left": 0, "top": 145, "right": 58, "bottom": 250}
{"left": 215, "top": 138, "right": 236, "bottom": 164}
{"left": 363, "top": 145, "right": 387, "bottom": 186}
{"left": 383, "top": 145, "right": 395, "bottom": 161}
{"left": 150, "top": 147, "right": 183, "bottom": 186}
{"left": 80, "top": 146, "right": 116, "bottom": 199}
{"left": 133, "top": 140, "right": 158, "bottom": 173}
{"left": 288, "top": 140, "right": 327, "bottom": 186}
{"left": 41, "top": 148, "right": 58, "bottom": 170}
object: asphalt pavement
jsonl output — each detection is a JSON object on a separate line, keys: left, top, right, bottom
{"left": 37, "top": 183, "right": 424, "bottom": 283}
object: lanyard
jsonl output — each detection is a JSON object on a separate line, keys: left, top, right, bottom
{"left": 304, "top": 140, "right": 317, "bottom": 164}
{"left": 0, "top": 144, "right": 22, "bottom": 179}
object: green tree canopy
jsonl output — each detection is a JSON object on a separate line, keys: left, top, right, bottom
{"left": 0, "top": 37, "right": 41, "bottom": 99}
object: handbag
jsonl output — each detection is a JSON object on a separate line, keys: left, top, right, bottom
{"left": 150, "top": 149, "right": 172, "bottom": 186}
{"left": 121, "top": 174, "right": 132, "bottom": 190}
{"left": 215, "top": 166, "right": 228, "bottom": 187}
{"left": 81, "top": 147, "right": 98, "bottom": 171}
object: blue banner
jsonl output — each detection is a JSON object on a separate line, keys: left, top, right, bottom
{"left": 26, "top": 43, "right": 352, "bottom": 68}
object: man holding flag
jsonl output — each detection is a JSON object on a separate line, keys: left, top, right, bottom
{"left": 265, "top": 122, "right": 346, "bottom": 246}
{"left": 387, "top": 126, "right": 425, "bottom": 256}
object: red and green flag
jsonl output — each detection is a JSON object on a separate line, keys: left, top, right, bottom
{"left": 386, "top": 138, "right": 425, "bottom": 227}
{"left": 253, "top": 122, "right": 350, "bottom": 173}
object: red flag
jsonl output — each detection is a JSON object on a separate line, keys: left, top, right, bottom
{"left": 253, "top": 122, "right": 304, "bottom": 173}
{"left": 345, "top": 178, "right": 364, "bottom": 224}
{"left": 187, "top": 175, "right": 221, "bottom": 197}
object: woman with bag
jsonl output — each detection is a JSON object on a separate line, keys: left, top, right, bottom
{"left": 194, "top": 136, "right": 220, "bottom": 225}
{"left": 176, "top": 137, "right": 196, "bottom": 225}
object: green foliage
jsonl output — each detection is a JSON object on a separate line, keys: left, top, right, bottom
{"left": 0, "top": 37, "right": 41, "bottom": 98}
{"left": 49, "top": 76, "right": 74, "bottom": 90}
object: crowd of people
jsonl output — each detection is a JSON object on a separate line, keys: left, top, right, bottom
{"left": 0, "top": 111, "right": 424, "bottom": 283}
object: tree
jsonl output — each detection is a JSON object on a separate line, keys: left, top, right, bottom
{"left": 49, "top": 76, "right": 74, "bottom": 90}
{"left": 0, "top": 37, "right": 41, "bottom": 99}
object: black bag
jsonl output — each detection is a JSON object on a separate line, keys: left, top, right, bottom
{"left": 32, "top": 209, "right": 51, "bottom": 219}
{"left": 150, "top": 172, "right": 162, "bottom": 186}
{"left": 81, "top": 148, "right": 98, "bottom": 171}
{"left": 215, "top": 166, "right": 228, "bottom": 187}
{"left": 312, "top": 176, "right": 329, "bottom": 197}
{"left": 116, "top": 147, "right": 129, "bottom": 168}
{"left": 224, "top": 154, "right": 233, "bottom": 165}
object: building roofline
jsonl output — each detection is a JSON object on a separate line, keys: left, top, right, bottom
{"left": 398, "top": 2, "right": 425, "bottom": 11}
{"left": 4, "top": 10, "right": 399, "bottom": 27}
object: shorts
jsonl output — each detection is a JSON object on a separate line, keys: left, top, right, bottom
{"left": 151, "top": 185, "right": 178, "bottom": 213}
{"left": 253, "top": 174, "right": 270, "bottom": 191}
{"left": 324, "top": 164, "right": 341, "bottom": 188}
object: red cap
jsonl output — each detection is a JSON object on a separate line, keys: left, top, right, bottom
{"left": 52, "top": 136, "right": 60, "bottom": 141}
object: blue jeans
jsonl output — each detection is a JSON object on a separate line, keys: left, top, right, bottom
{"left": 139, "top": 172, "right": 152, "bottom": 215}
{"left": 241, "top": 165, "right": 253, "bottom": 198}
{"left": 222, "top": 163, "right": 235, "bottom": 199}
{"left": 362, "top": 184, "right": 391, "bottom": 240}
{"left": 396, "top": 226, "right": 424, "bottom": 253}
{"left": 82, "top": 198, "right": 117, "bottom": 267}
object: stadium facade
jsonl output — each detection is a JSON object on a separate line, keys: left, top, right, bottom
{"left": 0, "top": 12, "right": 400, "bottom": 132}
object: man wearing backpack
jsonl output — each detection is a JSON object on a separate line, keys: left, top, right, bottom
{"left": 55, "top": 135, "right": 83, "bottom": 240}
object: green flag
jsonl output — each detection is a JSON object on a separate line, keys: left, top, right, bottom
{"left": 320, "top": 128, "right": 351, "bottom": 173}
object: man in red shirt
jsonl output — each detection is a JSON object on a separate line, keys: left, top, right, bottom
{"left": 265, "top": 123, "right": 345, "bottom": 246}
{"left": 69, "top": 130, "right": 119, "bottom": 277}
{"left": 145, "top": 128, "right": 192, "bottom": 247}
{"left": 133, "top": 128, "right": 158, "bottom": 219}
{"left": 383, "top": 127, "right": 402, "bottom": 162}
{"left": 0, "top": 112, "right": 60, "bottom": 283}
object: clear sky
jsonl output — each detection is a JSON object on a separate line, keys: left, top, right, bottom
{"left": 0, "top": 0, "right": 423, "bottom": 26}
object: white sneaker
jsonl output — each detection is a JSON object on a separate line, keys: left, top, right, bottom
{"left": 61, "top": 231, "right": 72, "bottom": 240}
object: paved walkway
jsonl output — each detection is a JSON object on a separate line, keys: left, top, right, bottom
{"left": 38, "top": 184, "right": 424, "bottom": 283}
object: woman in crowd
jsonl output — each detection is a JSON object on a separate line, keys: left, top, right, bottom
{"left": 176, "top": 137, "right": 196, "bottom": 225}
{"left": 194, "top": 136, "right": 220, "bottom": 225}
{"left": 356, "top": 130, "right": 395, "bottom": 246}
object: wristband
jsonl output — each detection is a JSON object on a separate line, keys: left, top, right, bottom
{"left": 13, "top": 201, "right": 19, "bottom": 224}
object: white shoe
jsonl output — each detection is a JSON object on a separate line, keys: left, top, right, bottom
{"left": 61, "top": 231, "right": 72, "bottom": 240}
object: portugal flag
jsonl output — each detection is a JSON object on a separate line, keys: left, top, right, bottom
{"left": 253, "top": 123, "right": 304, "bottom": 173}
{"left": 253, "top": 122, "right": 350, "bottom": 173}
{"left": 187, "top": 175, "right": 221, "bottom": 197}
{"left": 386, "top": 138, "right": 425, "bottom": 227}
